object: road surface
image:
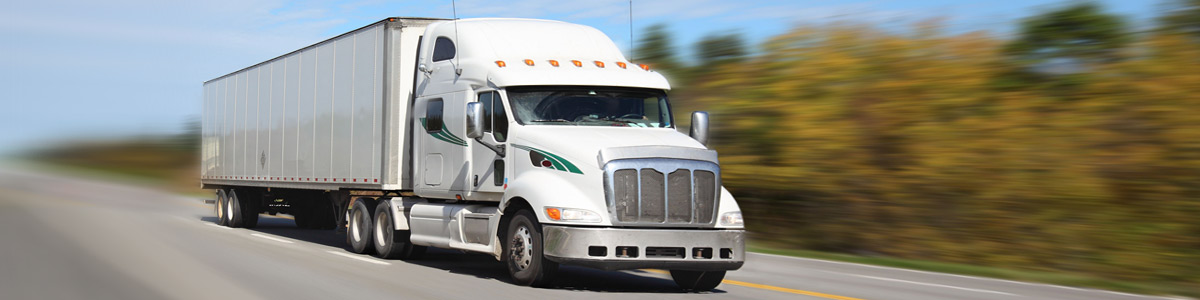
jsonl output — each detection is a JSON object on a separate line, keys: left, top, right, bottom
{"left": 0, "top": 166, "right": 1187, "bottom": 300}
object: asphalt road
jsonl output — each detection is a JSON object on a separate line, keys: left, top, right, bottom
{"left": 0, "top": 166, "right": 1188, "bottom": 300}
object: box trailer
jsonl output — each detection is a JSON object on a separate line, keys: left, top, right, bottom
{"left": 201, "top": 17, "right": 744, "bottom": 290}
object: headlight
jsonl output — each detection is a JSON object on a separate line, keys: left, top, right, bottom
{"left": 545, "top": 207, "right": 602, "bottom": 223}
{"left": 720, "top": 211, "right": 743, "bottom": 226}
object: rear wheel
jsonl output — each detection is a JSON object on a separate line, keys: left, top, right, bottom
{"left": 670, "top": 270, "right": 726, "bottom": 291}
{"left": 215, "top": 190, "right": 228, "bottom": 226}
{"left": 504, "top": 209, "right": 558, "bottom": 287}
{"left": 372, "top": 199, "right": 426, "bottom": 259}
{"left": 346, "top": 198, "right": 376, "bottom": 254}
{"left": 227, "top": 190, "right": 244, "bottom": 228}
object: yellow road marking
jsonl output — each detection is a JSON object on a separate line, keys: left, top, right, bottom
{"left": 643, "top": 269, "right": 865, "bottom": 300}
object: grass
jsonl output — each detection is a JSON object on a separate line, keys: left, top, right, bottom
{"left": 747, "top": 242, "right": 1198, "bottom": 299}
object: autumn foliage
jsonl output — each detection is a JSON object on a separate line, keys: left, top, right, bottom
{"left": 664, "top": 3, "right": 1200, "bottom": 285}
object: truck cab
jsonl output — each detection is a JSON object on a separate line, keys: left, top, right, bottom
{"left": 406, "top": 18, "right": 745, "bottom": 288}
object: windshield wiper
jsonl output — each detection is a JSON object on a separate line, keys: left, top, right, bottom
{"left": 531, "top": 119, "right": 569, "bottom": 123}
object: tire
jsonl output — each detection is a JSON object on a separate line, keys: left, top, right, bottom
{"left": 504, "top": 209, "right": 558, "bottom": 287}
{"left": 372, "top": 200, "right": 427, "bottom": 259}
{"left": 346, "top": 198, "right": 377, "bottom": 254}
{"left": 215, "top": 189, "right": 229, "bottom": 226}
{"left": 670, "top": 270, "right": 726, "bottom": 291}
{"left": 227, "top": 189, "right": 244, "bottom": 228}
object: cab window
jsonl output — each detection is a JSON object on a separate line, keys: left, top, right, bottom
{"left": 432, "top": 37, "right": 455, "bottom": 62}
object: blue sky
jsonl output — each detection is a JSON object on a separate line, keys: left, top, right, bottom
{"left": 0, "top": 0, "right": 1157, "bottom": 154}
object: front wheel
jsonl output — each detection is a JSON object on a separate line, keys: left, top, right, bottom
{"left": 670, "top": 270, "right": 726, "bottom": 291}
{"left": 504, "top": 209, "right": 558, "bottom": 287}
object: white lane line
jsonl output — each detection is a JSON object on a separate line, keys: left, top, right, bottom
{"left": 250, "top": 233, "right": 295, "bottom": 244}
{"left": 821, "top": 271, "right": 1019, "bottom": 296}
{"left": 752, "top": 253, "right": 1183, "bottom": 299}
{"left": 204, "top": 223, "right": 232, "bottom": 230}
{"left": 326, "top": 251, "right": 390, "bottom": 266}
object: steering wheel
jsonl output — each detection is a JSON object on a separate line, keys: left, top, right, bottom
{"left": 617, "top": 113, "right": 643, "bottom": 119}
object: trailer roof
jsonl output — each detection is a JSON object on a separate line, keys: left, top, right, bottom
{"left": 204, "top": 17, "right": 449, "bottom": 84}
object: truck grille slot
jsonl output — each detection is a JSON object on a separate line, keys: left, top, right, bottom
{"left": 604, "top": 159, "right": 720, "bottom": 226}
{"left": 640, "top": 169, "right": 665, "bottom": 223}
{"left": 645, "top": 247, "right": 685, "bottom": 258}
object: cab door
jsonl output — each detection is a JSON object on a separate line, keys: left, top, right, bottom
{"left": 468, "top": 90, "right": 509, "bottom": 199}
{"left": 414, "top": 92, "right": 470, "bottom": 198}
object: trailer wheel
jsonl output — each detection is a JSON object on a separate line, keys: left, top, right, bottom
{"left": 504, "top": 209, "right": 558, "bottom": 287}
{"left": 669, "top": 270, "right": 726, "bottom": 291}
{"left": 227, "top": 190, "right": 244, "bottom": 228}
{"left": 215, "top": 189, "right": 229, "bottom": 226}
{"left": 372, "top": 200, "right": 426, "bottom": 259}
{"left": 346, "top": 198, "right": 377, "bottom": 254}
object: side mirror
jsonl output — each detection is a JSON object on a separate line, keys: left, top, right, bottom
{"left": 690, "top": 111, "right": 709, "bottom": 146}
{"left": 418, "top": 64, "right": 431, "bottom": 75}
{"left": 466, "top": 102, "right": 484, "bottom": 139}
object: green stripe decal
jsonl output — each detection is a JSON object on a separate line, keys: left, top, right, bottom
{"left": 420, "top": 118, "right": 467, "bottom": 147}
{"left": 513, "top": 144, "right": 583, "bottom": 174}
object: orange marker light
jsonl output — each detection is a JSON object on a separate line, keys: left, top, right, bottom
{"left": 571, "top": 60, "right": 583, "bottom": 67}
{"left": 524, "top": 59, "right": 535, "bottom": 66}
{"left": 546, "top": 208, "right": 562, "bottom": 221}
{"left": 548, "top": 60, "right": 560, "bottom": 67}
{"left": 616, "top": 62, "right": 627, "bottom": 69}
{"left": 638, "top": 64, "right": 650, "bottom": 71}
{"left": 495, "top": 60, "right": 506, "bottom": 67}
{"left": 594, "top": 61, "right": 605, "bottom": 68}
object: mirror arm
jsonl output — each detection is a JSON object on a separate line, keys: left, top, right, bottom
{"left": 473, "top": 138, "right": 506, "bottom": 157}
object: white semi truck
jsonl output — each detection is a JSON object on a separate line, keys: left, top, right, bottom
{"left": 201, "top": 17, "right": 744, "bottom": 290}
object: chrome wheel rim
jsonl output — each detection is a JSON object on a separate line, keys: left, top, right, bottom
{"left": 226, "top": 195, "right": 235, "bottom": 221}
{"left": 375, "top": 212, "right": 387, "bottom": 245}
{"left": 216, "top": 193, "right": 225, "bottom": 221}
{"left": 351, "top": 209, "right": 362, "bottom": 243}
{"left": 510, "top": 226, "right": 533, "bottom": 270}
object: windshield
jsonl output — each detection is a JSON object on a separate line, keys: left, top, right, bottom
{"left": 506, "top": 86, "right": 673, "bottom": 128}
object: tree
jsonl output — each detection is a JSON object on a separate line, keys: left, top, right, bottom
{"left": 1004, "top": 2, "right": 1130, "bottom": 74}
{"left": 1158, "top": 0, "right": 1200, "bottom": 40}
{"left": 633, "top": 24, "right": 682, "bottom": 78}
{"left": 695, "top": 32, "right": 747, "bottom": 66}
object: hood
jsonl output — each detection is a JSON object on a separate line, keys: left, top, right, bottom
{"left": 510, "top": 126, "right": 707, "bottom": 172}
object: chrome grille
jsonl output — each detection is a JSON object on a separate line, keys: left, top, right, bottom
{"left": 604, "top": 158, "right": 720, "bottom": 226}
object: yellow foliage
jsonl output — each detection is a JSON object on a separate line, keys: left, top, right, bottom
{"left": 681, "top": 24, "right": 1200, "bottom": 284}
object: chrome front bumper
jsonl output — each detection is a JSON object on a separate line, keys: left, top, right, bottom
{"left": 542, "top": 225, "right": 745, "bottom": 271}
